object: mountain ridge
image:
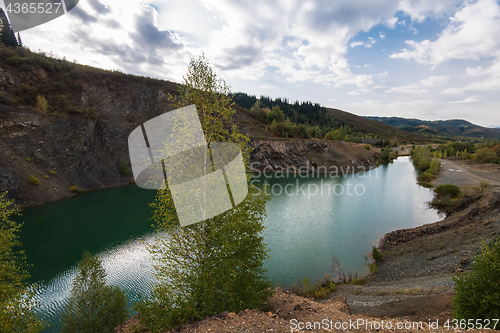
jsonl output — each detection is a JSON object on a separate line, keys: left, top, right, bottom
{"left": 366, "top": 116, "right": 500, "bottom": 140}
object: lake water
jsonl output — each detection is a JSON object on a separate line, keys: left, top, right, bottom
{"left": 17, "top": 156, "right": 440, "bottom": 332}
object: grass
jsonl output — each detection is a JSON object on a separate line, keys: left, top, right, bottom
{"left": 29, "top": 175, "right": 41, "bottom": 185}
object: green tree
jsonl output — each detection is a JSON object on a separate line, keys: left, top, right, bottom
{"left": 268, "top": 105, "right": 285, "bottom": 123}
{"left": 134, "top": 54, "right": 273, "bottom": 331}
{"left": 0, "top": 192, "right": 44, "bottom": 333}
{"left": 453, "top": 239, "right": 500, "bottom": 322}
{"left": 0, "top": 9, "right": 18, "bottom": 48}
{"left": 61, "top": 251, "right": 128, "bottom": 333}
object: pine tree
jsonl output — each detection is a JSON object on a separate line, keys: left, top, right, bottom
{"left": 61, "top": 251, "right": 128, "bottom": 333}
{"left": 134, "top": 55, "right": 273, "bottom": 331}
{"left": 0, "top": 9, "right": 18, "bottom": 48}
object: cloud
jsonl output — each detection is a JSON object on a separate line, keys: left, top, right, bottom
{"left": 88, "top": 0, "right": 111, "bottom": 14}
{"left": 449, "top": 95, "right": 481, "bottom": 103}
{"left": 385, "top": 75, "right": 449, "bottom": 94}
{"left": 68, "top": 6, "right": 98, "bottom": 24}
{"left": 350, "top": 41, "right": 364, "bottom": 47}
{"left": 390, "top": 0, "right": 500, "bottom": 65}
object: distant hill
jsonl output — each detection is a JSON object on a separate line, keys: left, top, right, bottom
{"left": 325, "top": 108, "right": 426, "bottom": 143}
{"left": 366, "top": 117, "right": 500, "bottom": 140}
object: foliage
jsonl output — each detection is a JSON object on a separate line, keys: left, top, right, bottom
{"left": 0, "top": 9, "right": 19, "bottom": 48}
{"left": 268, "top": 105, "right": 285, "bottom": 123}
{"left": 61, "top": 251, "right": 128, "bottom": 333}
{"left": 49, "top": 170, "right": 56, "bottom": 175}
{"left": 430, "top": 184, "right": 462, "bottom": 215}
{"left": 434, "top": 184, "right": 462, "bottom": 199}
{"left": 471, "top": 148, "right": 499, "bottom": 164}
{"left": 69, "top": 185, "right": 82, "bottom": 193}
{"left": 25, "top": 157, "right": 31, "bottom": 162}
{"left": 118, "top": 158, "right": 129, "bottom": 176}
{"left": 453, "top": 239, "right": 500, "bottom": 322}
{"left": 371, "top": 246, "right": 383, "bottom": 262}
{"left": 380, "top": 146, "right": 392, "bottom": 163}
{"left": 364, "top": 144, "right": 371, "bottom": 150}
{"left": 29, "top": 175, "right": 40, "bottom": 185}
{"left": 461, "top": 149, "right": 471, "bottom": 160}
{"left": 135, "top": 55, "right": 273, "bottom": 331}
{"left": 0, "top": 192, "right": 45, "bottom": 332}
{"left": 36, "top": 95, "right": 49, "bottom": 113}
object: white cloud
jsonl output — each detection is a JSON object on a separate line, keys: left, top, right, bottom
{"left": 390, "top": 0, "right": 500, "bottom": 65}
{"left": 449, "top": 95, "right": 481, "bottom": 103}
{"left": 350, "top": 41, "right": 365, "bottom": 47}
{"left": 385, "top": 75, "right": 449, "bottom": 94}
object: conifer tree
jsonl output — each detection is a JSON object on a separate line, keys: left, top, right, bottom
{"left": 0, "top": 9, "right": 18, "bottom": 47}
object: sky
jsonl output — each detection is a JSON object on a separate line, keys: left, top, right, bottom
{"left": 2, "top": 0, "right": 500, "bottom": 127}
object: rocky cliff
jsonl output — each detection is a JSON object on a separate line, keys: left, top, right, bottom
{"left": 0, "top": 50, "right": 378, "bottom": 207}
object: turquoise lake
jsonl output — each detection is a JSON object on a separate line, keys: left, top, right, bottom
{"left": 17, "top": 156, "right": 440, "bottom": 332}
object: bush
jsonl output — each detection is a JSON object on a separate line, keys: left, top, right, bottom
{"left": 372, "top": 246, "right": 383, "bottom": 262}
{"left": 328, "top": 281, "right": 336, "bottom": 292}
{"left": 61, "top": 251, "right": 128, "bottom": 333}
{"left": 26, "top": 157, "right": 31, "bottom": 162}
{"left": 452, "top": 239, "right": 500, "bottom": 322}
{"left": 434, "top": 184, "right": 462, "bottom": 199}
{"left": 364, "top": 144, "right": 371, "bottom": 150}
{"left": 471, "top": 148, "right": 499, "bottom": 164}
{"left": 49, "top": 170, "right": 56, "bottom": 175}
{"left": 430, "top": 184, "right": 462, "bottom": 215}
{"left": 69, "top": 185, "right": 82, "bottom": 193}
{"left": 119, "top": 158, "right": 129, "bottom": 176}
{"left": 417, "top": 171, "right": 434, "bottom": 184}
{"left": 29, "top": 175, "right": 41, "bottom": 185}
{"left": 36, "top": 95, "right": 49, "bottom": 113}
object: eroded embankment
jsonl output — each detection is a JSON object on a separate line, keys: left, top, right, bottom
{"left": 250, "top": 139, "right": 377, "bottom": 173}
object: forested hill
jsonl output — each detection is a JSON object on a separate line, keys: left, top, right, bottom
{"left": 366, "top": 116, "right": 500, "bottom": 141}
{"left": 232, "top": 92, "right": 426, "bottom": 143}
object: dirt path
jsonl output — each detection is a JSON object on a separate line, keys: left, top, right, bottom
{"left": 434, "top": 158, "right": 500, "bottom": 188}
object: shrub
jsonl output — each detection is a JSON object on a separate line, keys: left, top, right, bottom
{"left": 69, "top": 185, "right": 81, "bottom": 193}
{"left": 434, "top": 184, "right": 462, "bottom": 199}
{"left": 119, "top": 158, "right": 129, "bottom": 176}
{"left": 452, "top": 239, "right": 500, "bottom": 322}
{"left": 44, "top": 175, "right": 49, "bottom": 179}
{"left": 430, "top": 184, "right": 462, "bottom": 215}
{"left": 328, "top": 281, "right": 336, "bottom": 292}
{"left": 61, "top": 251, "right": 128, "bottom": 333}
{"left": 29, "top": 175, "right": 41, "bottom": 185}
{"left": 26, "top": 157, "right": 31, "bottom": 162}
{"left": 49, "top": 170, "right": 56, "bottom": 175}
{"left": 461, "top": 149, "right": 471, "bottom": 160}
{"left": 314, "top": 287, "right": 328, "bottom": 300}
{"left": 364, "top": 144, "right": 371, "bottom": 150}
{"left": 36, "top": 95, "right": 49, "bottom": 113}
{"left": 372, "top": 246, "right": 383, "bottom": 262}
{"left": 417, "top": 171, "right": 434, "bottom": 184}
{"left": 369, "top": 263, "right": 378, "bottom": 274}
{"left": 471, "top": 148, "right": 499, "bottom": 164}
{"left": 311, "top": 159, "right": 318, "bottom": 168}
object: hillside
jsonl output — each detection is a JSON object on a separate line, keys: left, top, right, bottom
{"left": 366, "top": 116, "right": 500, "bottom": 140}
{"left": 0, "top": 45, "right": 379, "bottom": 206}
{"left": 326, "top": 108, "right": 426, "bottom": 143}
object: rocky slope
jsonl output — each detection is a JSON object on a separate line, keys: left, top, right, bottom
{"left": 0, "top": 55, "right": 378, "bottom": 207}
